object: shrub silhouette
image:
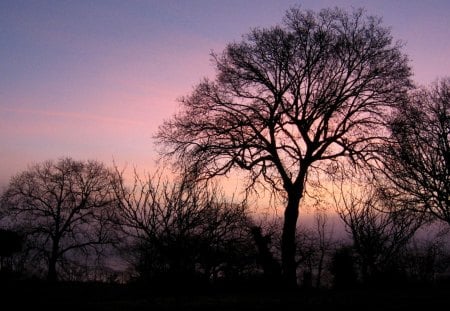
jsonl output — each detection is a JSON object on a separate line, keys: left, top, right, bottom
{"left": 330, "top": 246, "right": 357, "bottom": 289}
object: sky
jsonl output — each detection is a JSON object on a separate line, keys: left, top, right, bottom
{"left": 1, "top": 0, "right": 450, "bottom": 189}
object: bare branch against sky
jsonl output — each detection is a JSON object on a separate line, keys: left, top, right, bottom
{"left": 1, "top": 0, "right": 449, "bottom": 187}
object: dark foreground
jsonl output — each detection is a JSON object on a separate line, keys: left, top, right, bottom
{"left": 1, "top": 280, "right": 449, "bottom": 310}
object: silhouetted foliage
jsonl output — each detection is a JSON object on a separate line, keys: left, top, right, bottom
{"left": 250, "top": 226, "right": 282, "bottom": 284}
{"left": 405, "top": 227, "right": 450, "bottom": 284}
{"left": 0, "top": 229, "right": 22, "bottom": 258}
{"left": 381, "top": 78, "right": 450, "bottom": 225}
{"left": 0, "top": 229, "right": 23, "bottom": 278}
{"left": 156, "top": 7, "right": 412, "bottom": 287}
{"left": 330, "top": 245, "right": 357, "bottom": 288}
{"left": 0, "top": 158, "right": 118, "bottom": 282}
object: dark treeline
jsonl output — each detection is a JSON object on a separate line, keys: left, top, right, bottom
{"left": 1, "top": 156, "right": 449, "bottom": 290}
{"left": 1, "top": 7, "right": 450, "bottom": 304}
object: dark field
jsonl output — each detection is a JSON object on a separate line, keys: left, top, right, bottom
{"left": 1, "top": 281, "right": 449, "bottom": 310}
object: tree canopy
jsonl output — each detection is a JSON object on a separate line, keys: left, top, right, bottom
{"left": 156, "top": 7, "right": 412, "bottom": 287}
{"left": 0, "top": 158, "right": 117, "bottom": 281}
{"left": 382, "top": 78, "right": 450, "bottom": 224}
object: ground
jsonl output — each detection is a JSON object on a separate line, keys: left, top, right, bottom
{"left": 1, "top": 280, "right": 449, "bottom": 310}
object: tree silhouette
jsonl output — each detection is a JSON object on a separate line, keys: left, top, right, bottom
{"left": 0, "top": 229, "right": 23, "bottom": 273}
{"left": 334, "top": 180, "right": 422, "bottom": 284}
{"left": 250, "top": 225, "right": 282, "bottom": 283}
{"left": 330, "top": 245, "right": 357, "bottom": 288}
{"left": 0, "top": 158, "right": 117, "bottom": 282}
{"left": 382, "top": 78, "right": 450, "bottom": 225}
{"left": 156, "top": 7, "right": 411, "bottom": 287}
{"left": 110, "top": 168, "right": 252, "bottom": 286}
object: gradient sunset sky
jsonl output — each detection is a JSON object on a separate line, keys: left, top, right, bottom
{"left": 1, "top": 0, "right": 450, "bottom": 187}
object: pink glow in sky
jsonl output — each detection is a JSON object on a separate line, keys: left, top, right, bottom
{"left": 1, "top": 0, "right": 450, "bottom": 188}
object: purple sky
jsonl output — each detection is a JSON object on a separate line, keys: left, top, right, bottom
{"left": 1, "top": 0, "right": 450, "bottom": 188}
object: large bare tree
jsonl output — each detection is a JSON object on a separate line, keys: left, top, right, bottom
{"left": 382, "top": 78, "right": 450, "bottom": 225}
{"left": 0, "top": 158, "right": 116, "bottom": 281}
{"left": 156, "top": 7, "right": 411, "bottom": 287}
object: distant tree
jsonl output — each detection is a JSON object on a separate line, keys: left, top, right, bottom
{"left": 334, "top": 179, "right": 423, "bottom": 284}
{"left": 0, "top": 158, "right": 117, "bottom": 282}
{"left": 312, "top": 212, "right": 334, "bottom": 288}
{"left": 294, "top": 226, "right": 319, "bottom": 288}
{"left": 405, "top": 228, "right": 450, "bottom": 283}
{"left": 110, "top": 168, "right": 253, "bottom": 286}
{"left": 156, "top": 7, "right": 411, "bottom": 287}
{"left": 381, "top": 78, "right": 450, "bottom": 225}
{"left": 291, "top": 212, "right": 335, "bottom": 288}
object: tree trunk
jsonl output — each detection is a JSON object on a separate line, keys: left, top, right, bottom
{"left": 281, "top": 190, "right": 301, "bottom": 289}
{"left": 47, "top": 239, "right": 59, "bottom": 282}
{"left": 316, "top": 249, "right": 325, "bottom": 288}
{"left": 48, "top": 256, "right": 58, "bottom": 282}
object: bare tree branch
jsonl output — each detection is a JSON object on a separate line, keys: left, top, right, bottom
{"left": 155, "top": 7, "right": 412, "bottom": 287}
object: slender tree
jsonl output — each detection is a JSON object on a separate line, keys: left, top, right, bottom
{"left": 0, "top": 158, "right": 116, "bottom": 281}
{"left": 156, "top": 7, "right": 411, "bottom": 287}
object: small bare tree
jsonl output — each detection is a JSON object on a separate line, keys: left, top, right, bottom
{"left": 334, "top": 177, "right": 423, "bottom": 283}
{"left": 0, "top": 158, "right": 117, "bottom": 282}
{"left": 314, "top": 212, "right": 335, "bottom": 288}
{"left": 110, "top": 167, "right": 252, "bottom": 284}
{"left": 292, "top": 211, "right": 335, "bottom": 288}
